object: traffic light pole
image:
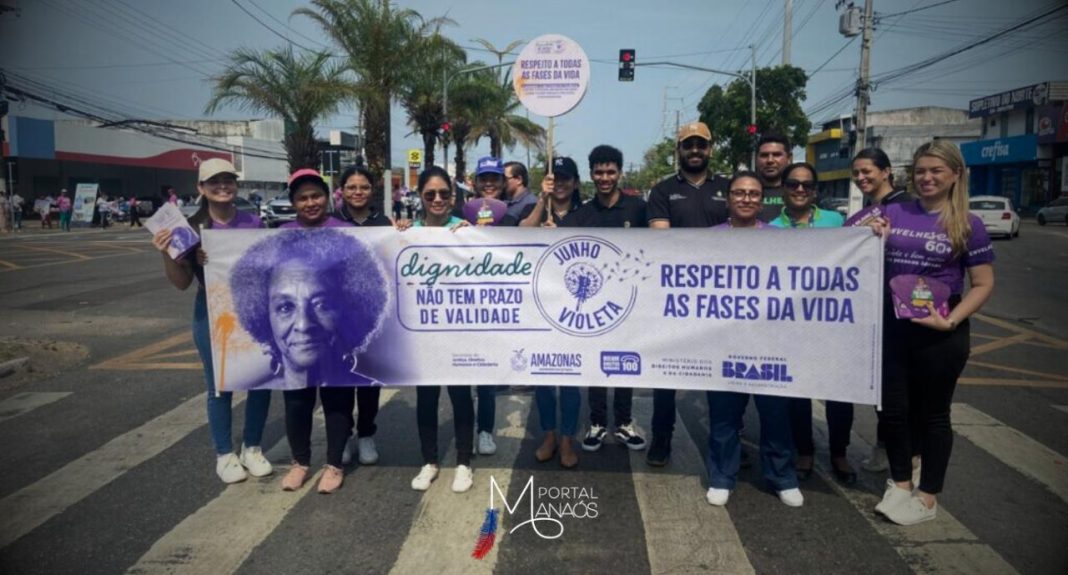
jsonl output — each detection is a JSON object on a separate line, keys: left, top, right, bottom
{"left": 442, "top": 61, "right": 513, "bottom": 174}
{"left": 638, "top": 47, "right": 758, "bottom": 168}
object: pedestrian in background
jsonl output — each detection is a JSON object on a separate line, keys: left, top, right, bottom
{"left": 129, "top": 196, "right": 143, "bottom": 227}
{"left": 11, "top": 190, "right": 24, "bottom": 231}
{"left": 58, "top": 189, "right": 72, "bottom": 231}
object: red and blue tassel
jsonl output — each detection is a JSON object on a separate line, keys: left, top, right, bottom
{"left": 471, "top": 507, "right": 499, "bottom": 559}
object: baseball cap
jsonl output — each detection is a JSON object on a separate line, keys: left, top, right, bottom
{"left": 288, "top": 168, "right": 329, "bottom": 199}
{"left": 551, "top": 157, "right": 579, "bottom": 180}
{"left": 677, "top": 121, "right": 712, "bottom": 143}
{"left": 475, "top": 156, "right": 504, "bottom": 177}
{"left": 198, "top": 158, "right": 238, "bottom": 182}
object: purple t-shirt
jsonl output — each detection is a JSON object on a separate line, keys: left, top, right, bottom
{"left": 213, "top": 210, "right": 263, "bottom": 230}
{"left": 280, "top": 216, "right": 351, "bottom": 229}
{"left": 882, "top": 201, "right": 994, "bottom": 295}
{"left": 712, "top": 220, "right": 769, "bottom": 229}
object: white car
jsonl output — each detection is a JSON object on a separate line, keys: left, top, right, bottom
{"left": 969, "top": 195, "right": 1019, "bottom": 239}
{"left": 1036, "top": 196, "right": 1068, "bottom": 226}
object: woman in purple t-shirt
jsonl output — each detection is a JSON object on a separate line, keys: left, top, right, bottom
{"left": 871, "top": 140, "right": 995, "bottom": 526}
{"left": 151, "top": 159, "right": 273, "bottom": 485}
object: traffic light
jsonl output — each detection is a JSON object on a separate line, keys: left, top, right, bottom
{"left": 441, "top": 121, "right": 451, "bottom": 133}
{"left": 747, "top": 124, "right": 758, "bottom": 135}
{"left": 618, "top": 49, "right": 635, "bottom": 82}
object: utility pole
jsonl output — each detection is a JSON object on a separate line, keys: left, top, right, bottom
{"left": 783, "top": 0, "right": 793, "bottom": 66}
{"left": 850, "top": 0, "right": 874, "bottom": 215}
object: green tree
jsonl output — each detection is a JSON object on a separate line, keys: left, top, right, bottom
{"left": 399, "top": 32, "right": 466, "bottom": 168}
{"left": 467, "top": 74, "right": 545, "bottom": 159}
{"left": 626, "top": 138, "right": 677, "bottom": 192}
{"left": 697, "top": 65, "right": 811, "bottom": 170}
{"left": 295, "top": 0, "right": 451, "bottom": 198}
{"left": 205, "top": 46, "right": 357, "bottom": 172}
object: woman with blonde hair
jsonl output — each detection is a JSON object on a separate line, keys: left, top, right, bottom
{"left": 869, "top": 140, "right": 995, "bottom": 525}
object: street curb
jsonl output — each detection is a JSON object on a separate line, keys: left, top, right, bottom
{"left": 0, "top": 357, "right": 30, "bottom": 378}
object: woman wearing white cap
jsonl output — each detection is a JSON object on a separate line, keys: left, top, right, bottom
{"left": 151, "top": 158, "right": 273, "bottom": 484}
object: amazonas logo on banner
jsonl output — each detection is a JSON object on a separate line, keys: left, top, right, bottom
{"left": 203, "top": 227, "right": 883, "bottom": 406}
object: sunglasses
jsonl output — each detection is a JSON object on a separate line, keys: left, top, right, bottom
{"left": 422, "top": 189, "right": 453, "bottom": 200}
{"left": 680, "top": 139, "right": 709, "bottom": 151}
{"left": 784, "top": 179, "right": 817, "bottom": 192}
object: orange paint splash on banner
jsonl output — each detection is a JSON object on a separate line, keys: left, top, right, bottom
{"left": 213, "top": 312, "right": 237, "bottom": 392}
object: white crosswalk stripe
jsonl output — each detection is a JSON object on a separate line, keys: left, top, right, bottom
{"left": 0, "top": 391, "right": 72, "bottom": 424}
{"left": 952, "top": 403, "right": 1068, "bottom": 505}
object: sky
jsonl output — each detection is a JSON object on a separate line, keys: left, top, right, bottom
{"left": 2, "top": 0, "right": 1067, "bottom": 173}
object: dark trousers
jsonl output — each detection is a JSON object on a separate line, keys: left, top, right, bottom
{"left": 476, "top": 385, "right": 496, "bottom": 433}
{"left": 417, "top": 386, "right": 474, "bottom": 466}
{"left": 789, "top": 398, "right": 854, "bottom": 458}
{"left": 651, "top": 388, "right": 677, "bottom": 439}
{"left": 356, "top": 386, "right": 380, "bottom": 438}
{"left": 129, "top": 210, "right": 142, "bottom": 227}
{"left": 882, "top": 318, "right": 970, "bottom": 494}
{"left": 706, "top": 391, "right": 797, "bottom": 491}
{"left": 284, "top": 386, "right": 355, "bottom": 468}
{"left": 588, "top": 386, "right": 633, "bottom": 428}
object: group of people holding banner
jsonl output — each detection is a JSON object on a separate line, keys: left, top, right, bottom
{"left": 153, "top": 120, "right": 993, "bottom": 527}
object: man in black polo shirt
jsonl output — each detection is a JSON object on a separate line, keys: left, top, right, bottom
{"left": 560, "top": 145, "right": 648, "bottom": 453}
{"left": 755, "top": 132, "right": 792, "bottom": 222}
{"left": 645, "top": 122, "right": 729, "bottom": 466}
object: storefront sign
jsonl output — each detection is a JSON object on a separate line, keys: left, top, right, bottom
{"left": 961, "top": 134, "right": 1038, "bottom": 166}
{"left": 969, "top": 82, "right": 1049, "bottom": 118}
{"left": 1036, "top": 104, "right": 1068, "bottom": 144}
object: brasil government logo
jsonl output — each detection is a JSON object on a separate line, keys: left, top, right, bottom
{"left": 532, "top": 236, "right": 639, "bottom": 337}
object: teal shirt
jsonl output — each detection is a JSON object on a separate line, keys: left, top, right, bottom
{"left": 413, "top": 215, "right": 464, "bottom": 227}
{"left": 770, "top": 206, "right": 844, "bottom": 228}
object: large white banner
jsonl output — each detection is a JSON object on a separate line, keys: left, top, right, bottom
{"left": 203, "top": 227, "right": 883, "bottom": 405}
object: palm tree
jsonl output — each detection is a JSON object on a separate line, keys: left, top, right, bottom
{"left": 295, "top": 0, "right": 452, "bottom": 200}
{"left": 205, "top": 46, "right": 357, "bottom": 172}
{"left": 468, "top": 74, "right": 545, "bottom": 159}
{"left": 399, "top": 33, "right": 466, "bottom": 169}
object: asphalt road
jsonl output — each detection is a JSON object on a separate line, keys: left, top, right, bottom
{"left": 0, "top": 220, "right": 1065, "bottom": 575}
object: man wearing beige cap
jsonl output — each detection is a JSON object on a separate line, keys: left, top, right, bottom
{"left": 644, "top": 121, "right": 730, "bottom": 466}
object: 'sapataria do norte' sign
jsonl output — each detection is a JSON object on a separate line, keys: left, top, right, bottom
{"left": 512, "top": 34, "right": 590, "bottom": 118}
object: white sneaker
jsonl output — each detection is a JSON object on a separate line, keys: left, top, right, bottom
{"left": 452, "top": 464, "right": 474, "bottom": 493}
{"left": 411, "top": 464, "right": 439, "bottom": 491}
{"left": 862, "top": 444, "right": 889, "bottom": 472}
{"left": 341, "top": 440, "right": 353, "bottom": 466}
{"left": 477, "top": 431, "right": 497, "bottom": 455}
{"left": 216, "top": 453, "right": 248, "bottom": 484}
{"left": 358, "top": 437, "right": 379, "bottom": 465}
{"left": 874, "top": 479, "right": 912, "bottom": 516}
{"left": 706, "top": 487, "right": 731, "bottom": 506}
{"left": 238, "top": 445, "right": 273, "bottom": 477}
{"left": 778, "top": 488, "right": 804, "bottom": 507}
{"left": 885, "top": 495, "right": 937, "bottom": 526}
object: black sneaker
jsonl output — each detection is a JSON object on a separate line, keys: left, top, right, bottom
{"left": 740, "top": 447, "right": 752, "bottom": 469}
{"left": 582, "top": 424, "right": 607, "bottom": 452}
{"left": 646, "top": 435, "right": 671, "bottom": 467}
{"left": 614, "top": 422, "right": 647, "bottom": 451}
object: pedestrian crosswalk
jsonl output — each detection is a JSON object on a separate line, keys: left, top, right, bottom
{"left": 0, "top": 387, "right": 1065, "bottom": 574}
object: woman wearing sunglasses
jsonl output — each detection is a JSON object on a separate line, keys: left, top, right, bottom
{"left": 769, "top": 162, "right": 856, "bottom": 486}
{"left": 408, "top": 166, "right": 476, "bottom": 494}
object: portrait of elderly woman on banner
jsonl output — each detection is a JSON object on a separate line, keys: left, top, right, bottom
{"left": 215, "top": 228, "right": 394, "bottom": 390}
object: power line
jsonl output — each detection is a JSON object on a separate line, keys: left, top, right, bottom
{"left": 244, "top": 0, "right": 332, "bottom": 50}
{"left": 877, "top": 0, "right": 960, "bottom": 20}
{"left": 230, "top": 0, "right": 317, "bottom": 52}
{"left": 809, "top": 37, "right": 856, "bottom": 78}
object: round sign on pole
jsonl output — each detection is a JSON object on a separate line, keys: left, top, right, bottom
{"left": 512, "top": 34, "right": 590, "bottom": 118}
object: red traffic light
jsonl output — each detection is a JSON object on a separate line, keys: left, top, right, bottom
{"left": 622, "top": 52, "right": 633, "bottom": 62}
{"left": 441, "top": 121, "right": 451, "bottom": 132}
{"left": 747, "top": 124, "right": 758, "bottom": 135}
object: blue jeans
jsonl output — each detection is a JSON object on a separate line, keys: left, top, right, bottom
{"left": 706, "top": 391, "right": 797, "bottom": 491}
{"left": 477, "top": 385, "right": 496, "bottom": 433}
{"left": 535, "top": 387, "right": 580, "bottom": 437}
{"left": 193, "top": 288, "right": 271, "bottom": 455}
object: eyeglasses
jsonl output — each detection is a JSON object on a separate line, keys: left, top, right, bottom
{"left": 729, "top": 190, "right": 762, "bottom": 200}
{"left": 422, "top": 189, "right": 453, "bottom": 200}
{"left": 784, "top": 178, "right": 817, "bottom": 192}
{"left": 680, "top": 139, "right": 709, "bottom": 151}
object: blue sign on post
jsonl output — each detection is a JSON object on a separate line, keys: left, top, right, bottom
{"left": 961, "top": 134, "right": 1037, "bottom": 166}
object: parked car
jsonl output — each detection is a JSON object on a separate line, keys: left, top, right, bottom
{"left": 819, "top": 197, "right": 849, "bottom": 217}
{"left": 134, "top": 196, "right": 162, "bottom": 218}
{"left": 969, "top": 195, "right": 1019, "bottom": 239}
{"left": 1036, "top": 196, "right": 1068, "bottom": 226}
{"left": 261, "top": 196, "right": 297, "bottom": 228}
{"left": 179, "top": 195, "right": 260, "bottom": 219}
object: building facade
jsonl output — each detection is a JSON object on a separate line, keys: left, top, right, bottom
{"left": 961, "top": 81, "right": 1067, "bottom": 214}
